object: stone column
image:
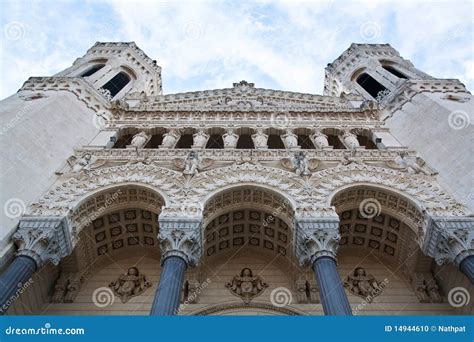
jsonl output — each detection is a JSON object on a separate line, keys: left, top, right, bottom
{"left": 150, "top": 216, "right": 202, "bottom": 315}
{"left": 423, "top": 217, "right": 474, "bottom": 284}
{"left": 295, "top": 216, "right": 352, "bottom": 315}
{"left": 0, "top": 217, "right": 72, "bottom": 313}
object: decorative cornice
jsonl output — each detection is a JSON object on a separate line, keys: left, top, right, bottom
{"left": 19, "top": 77, "right": 110, "bottom": 112}
{"left": 380, "top": 79, "right": 470, "bottom": 115}
{"left": 423, "top": 216, "right": 474, "bottom": 266}
{"left": 294, "top": 217, "right": 341, "bottom": 266}
{"left": 158, "top": 215, "right": 203, "bottom": 267}
{"left": 13, "top": 217, "right": 73, "bottom": 268}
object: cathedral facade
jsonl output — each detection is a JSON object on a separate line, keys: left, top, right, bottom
{"left": 0, "top": 42, "right": 472, "bottom": 315}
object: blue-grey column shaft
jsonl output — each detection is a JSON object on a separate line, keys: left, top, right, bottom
{"left": 312, "top": 256, "right": 352, "bottom": 315}
{"left": 0, "top": 255, "right": 37, "bottom": 314}
{"left": 150, "top": 256, "right": 187, "bottom": 315}
{"left": 459, "top": 255, "right": 474, "bottom": 284}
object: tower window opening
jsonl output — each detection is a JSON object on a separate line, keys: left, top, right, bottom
{"left": 81, "top": 64, "right": 105, "bottom": 77}
{"left": 267, "top": 134, "right": 285, "bottom": 149}
{"left": 382, "top": 65, "right": 407, "bottom": 79}
{"left": 356, "top": 73, "right": 387, "bottom": 99}
{"left": 206, "top": 134, "right": 224, "bottom": 149}
{"left": 176, "top": 134, "right": 194, "bottom": 148}
{"left": 101, "top": 72, "right": 130, "bottom": 98}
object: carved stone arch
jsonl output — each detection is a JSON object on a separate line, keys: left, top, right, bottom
{"left": 69, "top": 183, "right": 166, "bottom": 234}
{"left": 27, "top": 163, "right": 184, "bottom": 218}
{"left": 330, "top": 184, "right": 424, "bottom": 233}
{"left": 310, "top": 164, "right": 467, "bottom": 218}
{"left": 189, "top": 162, "right": 307, "bottom": 209}
{"left": 188, "top": 302, "right": 306, "bottom": 316}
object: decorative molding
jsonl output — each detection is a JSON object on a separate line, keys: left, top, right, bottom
{"left": 109, "top": 266, "right": 152, "bottom": 303}
{"left": 13, "top": 217, "right": 73, "bottom": 268}
{"left": 423, "top": 216, "right": 474, "bottom": 266}
{"left": 19, "top": 77, "right": 110, "bottom": 112}
{"left": 295, "top": 218, "right": 341, "bottom": 265}
{"left": 158, "top": 216, "right": 203, "bottom": 266}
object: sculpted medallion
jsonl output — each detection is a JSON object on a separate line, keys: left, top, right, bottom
{"left": 109, "top": 267, "right": 152, "bottom": 303}
{"left": 226, "top": 268, "right": 268, "bottom": 304}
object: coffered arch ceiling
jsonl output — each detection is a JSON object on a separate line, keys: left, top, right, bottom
{"left": 203, "top": 187, "right": 295, "bottom": 260}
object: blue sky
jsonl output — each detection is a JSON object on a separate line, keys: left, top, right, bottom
{"left": 0, "top": 0, "right": 473, "bottom": 99}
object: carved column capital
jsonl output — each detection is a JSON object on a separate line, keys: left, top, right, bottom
{"left": 295, "top": 217, "right": 341, "bottom": 266}
{"left": 12, "top": 217, "right": 73, "bottom": 268}
{"left": 423, "top": 216, "right": 474, "bottom": 267}
{"left": 157, "top": 216, "right": 203, "bottom": 267}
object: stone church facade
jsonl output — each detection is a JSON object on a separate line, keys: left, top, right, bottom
{"left": 0, "top": 42, "right": 472, "bottom": 315}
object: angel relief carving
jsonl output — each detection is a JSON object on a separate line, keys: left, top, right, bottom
{"left": 281, "top": 151, "right": 319, "bottom": 176}
{"left": 385, "top": 152, "right": 438, "bottom": 175}
{"left": 109, "top": 267, "right": 152, "bottom": 303}
{"left": 173, "top": 151, "right": 213, "bottom": 176}
{"left": 226, "top": 268, "right": 268, "bottom": 304}
{"left": 344, "top": 267, "right": 385, "bottom": 301}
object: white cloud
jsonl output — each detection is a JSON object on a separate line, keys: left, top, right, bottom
{"left": 0, "top": 0, "right": 472, "bottom": 99}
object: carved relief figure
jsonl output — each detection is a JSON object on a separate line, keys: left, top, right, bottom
{"left": 109, "top": 267, "right": 152, "bottom": 303}
{"left": 340, "top": 130, "right": 360, "bottom": 149}
{"left": 71, "top": 153, "right": 93, "bottom": 172}
{"left": 310, "top": 129, "right": 329, "bottom": 148}
{"left": 161, "top": 129, "right": 181, "bottom": 148}
{"left": 129, "top": 131, "right": 149, "bottom": 148}
{"left": 226, "top": 268, "right": 268, "bottom": 304}
{"left": 192, "top": 129, "right": 209, "bottom": 148}
{"left": 387, "top": 152, "right": 438, "bottom": 175}
{"left": 173, "top": 151, "right": 213, "bottom": 176}
{"left": 251, "top": 128, "right": 268, "bottom": 149}
{"left": 344, "top": 267, "right": 384, "bottom": 300}
{"left": 282, "top": 129, "right": 299, "bottom": 149}
{"left": 222, "top": 128, "right": 239, "bottom": 148}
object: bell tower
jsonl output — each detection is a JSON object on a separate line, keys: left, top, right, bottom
{"left": 326, "top": 43, "right": 473, "bottom": 211}
{"left": 0, "top": 42, "right": 162, "bottom": 268}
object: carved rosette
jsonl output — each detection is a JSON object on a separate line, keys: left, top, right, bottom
{"left": 295, "top": 217, "right": 341, "bottom": 266}
{"left": 158, "top": 216, "right": 203, "bottom": 267}
{"left": 423, "top": 217, "right": 474, "bottom": 266}
{"left": 13, "top": 217, "right": 73, "bottom": 268}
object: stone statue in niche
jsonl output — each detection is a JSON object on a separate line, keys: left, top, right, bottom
{"left": 109, "top": 267, "right": 152, "bottom": 303}
{"left": 129, "top": 131, "right": 149, "bottom": 148}
{"left": 344, "top": 267, "right": 384, "bottom": 301}
{"left": 226, "top": 267, "right": 268, "bottom": 304}
{"left": 223, "top": 128, "right": 239, "bottom": 148}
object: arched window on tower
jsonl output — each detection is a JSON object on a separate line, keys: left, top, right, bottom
{"left": 382, "top": 65, "right": 408, "bottom": 79}
{"left": 101, "top": 72, "right": 131, "bottom": 98}
{"left": 81, "top": 64, "right": 105, "bottom": 77}
{"left": 356, "top": 73, "right": 388, "bottom": 99}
